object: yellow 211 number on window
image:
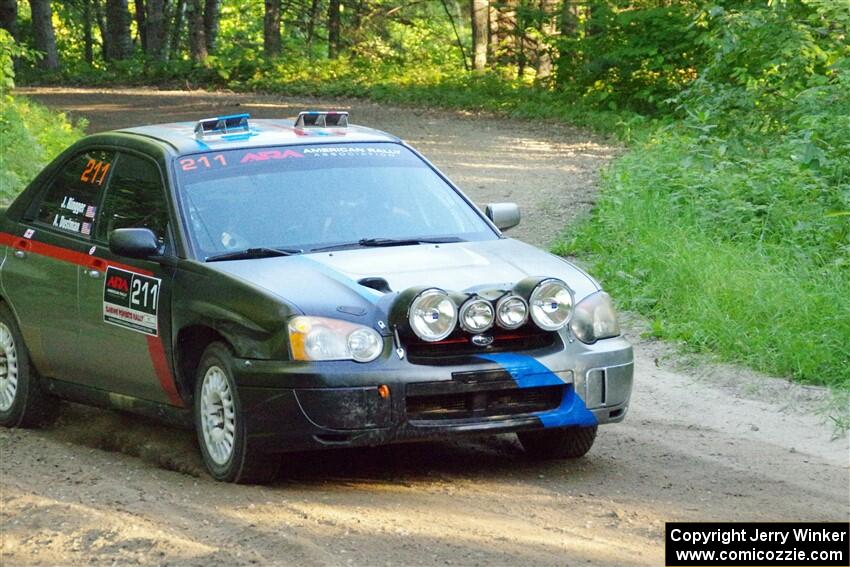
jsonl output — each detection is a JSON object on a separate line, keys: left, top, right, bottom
{"left": 80, "top": 159, "right": 111, "bottom": 186}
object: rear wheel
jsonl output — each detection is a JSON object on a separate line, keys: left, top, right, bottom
{"left": 194, "top": 342, "right": 278, "bottom": 484}
{"left": 0, "top": 303, "right": 59, "bottom": 428}
{"left": 518, "top": 426, "right": 597, "bottom": 459}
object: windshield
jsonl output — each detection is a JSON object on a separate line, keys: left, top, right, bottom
{"left": 175, "top": 143, "right": 497, "bottom": 260}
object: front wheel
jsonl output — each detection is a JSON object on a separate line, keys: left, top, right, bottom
{"left": 518, "top": 426, "right": 597, "bottom": 459}
{"left": 194, "top": 342, "right": 278, "bottom": 484}
{"left": 0, "top": 303, "right": 59, "bottom": 428}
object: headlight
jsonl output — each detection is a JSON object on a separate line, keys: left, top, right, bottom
{"left": 289, "top": 316, "right": 383, "bottom": 362}
{"left": 569, "top": 292, "right": 620, "bottom": 343}
{"left": 459, "top": 298, "right": 495, "bottom": 333}
{"left": 495, "top": 294, "right": 528, "bottom": 329}
{"left": 529, "top": 278, "right": 573, "bottom": 330}
{"left": 408, "top": 288, "right": 458, "bottom": 342}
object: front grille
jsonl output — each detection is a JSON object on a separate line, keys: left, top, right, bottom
{"left": 405, "top": 326, "right": 556, "bottom": 362}
{"left": 406, "top": 384, "right": 563, "bottom": 421}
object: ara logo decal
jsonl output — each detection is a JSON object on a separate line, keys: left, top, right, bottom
{"left": 103, "top": 267, "right": 161, "bottom": 336}
{"left": 106, "top": 275, "right": 130, "bottom": 293}
{"left": 471, "top": 335, "right": 494, "bottom": 347}
{"left": 240, "top": 149, "right": 304, "bottom": 163}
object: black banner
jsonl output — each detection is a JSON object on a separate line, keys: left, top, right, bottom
{"left": 666, "top": 522, "right": 849, "bottom": 566}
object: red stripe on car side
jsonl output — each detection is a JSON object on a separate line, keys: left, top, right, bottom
{"left": 1, "top": 231, "right": 184, "bottom": 407}
{"left": 146, "top": 335, "right": 183, "bottom": 406}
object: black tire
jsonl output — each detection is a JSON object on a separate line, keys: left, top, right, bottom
{"left": 193, "top": 342, "right": 278, "bottom": 484}
{"left": 518, "top": 425, "right": 598, "bottom": 459}
{"left": 0, "top": 303, "right": 59, "bottom": 428}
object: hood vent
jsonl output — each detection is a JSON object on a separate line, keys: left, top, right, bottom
{"left": 358, "top": 277, "right": 392, "bottom": 293}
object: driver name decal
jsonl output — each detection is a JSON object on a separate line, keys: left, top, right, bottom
{"left": 103, "top": 267, "right": 161, "bottom": 336}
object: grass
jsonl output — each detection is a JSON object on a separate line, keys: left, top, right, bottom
{"left": 555, "top": 124, "right": 850, "bottom": 390}
{"left": 0, "top": 93, "right": 85, "bottom": 203}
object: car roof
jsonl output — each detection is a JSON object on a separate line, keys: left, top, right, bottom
{"left": 118, "top": 118, "right": 401, "bottom": 155}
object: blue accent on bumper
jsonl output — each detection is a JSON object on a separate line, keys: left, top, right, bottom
{"left": 481, "top": 353, "right": 597, "bottom": 428}
{"left": 538, "top": 384, "right": 597, "bottom": 428}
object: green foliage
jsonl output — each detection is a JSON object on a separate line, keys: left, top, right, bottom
{"left": 556, "top": 1, "right": 850, "bottom": 388}
{"left": 557, "top": 125, "right": 849, "bottom": 388}
{"left": 0, "top": 31, "right": 85, "bottom": 203}
{"left": 555, "top": 2, "right": 704, "bottom": 113}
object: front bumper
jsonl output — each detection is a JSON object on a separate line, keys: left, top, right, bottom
{"left": 233, "top": 333, "right": 633, "bottom": 452}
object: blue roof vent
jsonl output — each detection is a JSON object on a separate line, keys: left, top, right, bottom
{"left": 294, "top": 111, "right": 349, "bottom": 128}
{"left": 194, "top": 113, "right": 251, "bottom": 139}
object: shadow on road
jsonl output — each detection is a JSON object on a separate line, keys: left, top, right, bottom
{"left": 47, "top": 402, "right": 599, "bottom": 487}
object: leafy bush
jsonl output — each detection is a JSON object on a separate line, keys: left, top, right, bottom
{"left": 558, "top": 1, "right": 850, "bottom": 388}
{"left": 555, "top": 2, "right": 703, "bottom": 114}
{"left": 0, "top": 30, "right": 85, "bottom": 203}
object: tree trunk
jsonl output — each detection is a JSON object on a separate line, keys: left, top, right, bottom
{"left": 186, "top": 0, "right": 207, "bottom": 62}
{"left": 327, "top": 0, "right": 340, "bottom": 58}
{"left": 83, "top": 0, "right": 94, "bottom": 64}
{"left": 0, "top": 0, "right": 17, "bottom": 39}
{"left": 515, "top": 0, "right": 526, "bottom": 79}
{"left": 169, "top": 0, "right": 185, "bottom": 58}
{"left": 488, "top": 2, "right": 498, "bottom": 62}
{"left": 134, "top": 0, "right": 147, "bottom": 51}
{"left": 27, "top": 0, "right": 60, "bottom": 70}
{"left": 203, "top": 0, "right": 219, "bottom": 52}
{"left": 95, "top": 0, "right": 109, "bottom": 60}
{"left": 105, "top": 0, "right": 133, "bottom": 60}
{"left": 471, "top": 0, "right": 488, "bottom": 72}
{"left": 491, "top": 0, "right": 515, "bottom": 68}
{"left": 560, "top": 0, "right": 577, "bottom": 36}
{"left": 146, "top": 0, "right": 168, "bottom": 60}
{"left": 263, "top": 0, "right": 282, "bottom": 58}
{"left": 535, "top": 0, "right": 556, "bottom": 79}
{"left": 306, "top": 0, "right": 319, "bottom": 49}
{"left": 586, "top": 1, "right": 599, "bottom": 37}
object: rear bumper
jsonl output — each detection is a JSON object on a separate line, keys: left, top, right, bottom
{"left": 233, "top": 335, "right": 633, "bottom": 453}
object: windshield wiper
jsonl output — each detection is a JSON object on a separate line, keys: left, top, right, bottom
{"left": 206, "top": 247, "right": 303, "bottom": 262}
{"left": 310, "top": 236, "right": 464, "bottom": 253}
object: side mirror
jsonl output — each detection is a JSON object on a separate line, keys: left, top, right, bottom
{"left": 109, "top": 228, "right": 162, "bottom": 259}
{"left": 485, "top": 202, "right": 521, "bottom": 231}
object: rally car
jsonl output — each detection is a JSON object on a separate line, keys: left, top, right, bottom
{"left": 0, "top": 111, "right": 633, "bottom": 483}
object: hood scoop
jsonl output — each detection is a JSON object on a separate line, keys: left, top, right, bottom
{"left": 358, "top": 277, "right": 392, "bottom": 294}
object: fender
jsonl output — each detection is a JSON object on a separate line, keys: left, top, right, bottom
{"left": 172, "top": 259, "right": 302, "bottom": 361}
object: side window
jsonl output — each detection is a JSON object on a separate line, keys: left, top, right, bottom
{"left": 36, "top": 150, "right": 115, "bottom": 238}
{"left": 97, "top": 153, "right": 170, "bottom": 243}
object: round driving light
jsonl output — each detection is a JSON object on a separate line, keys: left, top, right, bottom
{"left": 529, "top": 278, "right": 573, "bottom": 331}
{"left": 495, "top": 295, "right": 528, "bottom": 329}
{"left": 408, "top": 288, "right": 458, "bottom": 342}
{"left": 459, "top": 298, "right": 495, "bottom": 333}
{"left": 347, "top": 327, "right": 383, "bottom": 362}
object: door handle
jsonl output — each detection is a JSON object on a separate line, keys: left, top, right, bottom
{"left": 13, "top": 239, "right": 31, "bottom": 259}
{"left": 87, "top": 258, "right": 106, "bottom": 279}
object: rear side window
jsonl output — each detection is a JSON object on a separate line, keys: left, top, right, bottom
{"left": 96, "top": 153, "right": 169, "bottom": 242}
{"left": 35, "top": 150, "right": 115, "bottom": 238}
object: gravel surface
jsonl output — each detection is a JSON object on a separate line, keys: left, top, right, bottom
{"left": 2, "top": 87, "right": 848, "bottom": 567}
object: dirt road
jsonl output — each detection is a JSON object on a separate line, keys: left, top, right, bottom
{"left": 2, "top": 88, "right": 848, "bottom": 567}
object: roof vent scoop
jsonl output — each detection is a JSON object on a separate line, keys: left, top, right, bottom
{"left": 295, "top": 111, "right": 349, "bottom": 128}
{"left": 194, "top": 113, "right": 250, "bottom": 139}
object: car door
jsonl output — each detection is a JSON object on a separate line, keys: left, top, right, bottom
{"left": 76, "top": 151, "right": 182, "bottom": 406}
{"left": 1, "top": 150, "right": 115, "bottom": 380}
